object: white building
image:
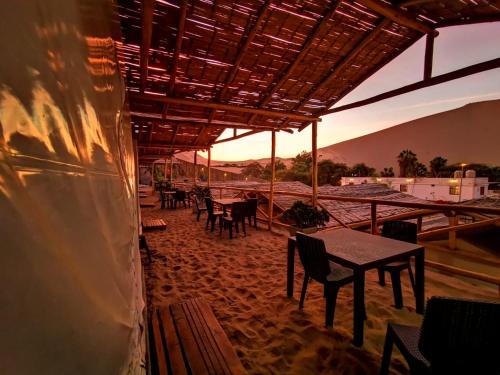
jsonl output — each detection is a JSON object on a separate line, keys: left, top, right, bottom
{"left": 340, "top": 174, "right": 489, "bottom": 203}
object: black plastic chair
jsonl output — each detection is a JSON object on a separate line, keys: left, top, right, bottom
{"left": 173, "top": 190, "right": 188, "bottom": 209}
{"left": 205, "top": 197, "right": 224, "bottom": 232}
{"left": 295, "top": 232, "right": 355, "bottom": 328}
{"left": 221, "top": 201, "right": 247, "bottom": 239}
{"left": 194, "top": 195, "right": 207, "bottom": 221}
{"left": 380, "top": 296, "right": 500, "bottom": 375}
{"left": 377, "top": 220, "right": 417, "bottom": 309}
{"left": 245, "top": 198, "right": 258, "bottom": 228}
{"left": 159, "top": 189, "right": 173, "bottom": 209}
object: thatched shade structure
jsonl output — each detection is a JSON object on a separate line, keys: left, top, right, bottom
{"left": 115, "top": 0, "right": 500, "bottom": 159}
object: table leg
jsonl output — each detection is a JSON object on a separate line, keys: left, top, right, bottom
{"left": 287, "top": 238, "right": 295, "bottom": 297}
{"left": 353, "top": 269, "right": 365, "bottom": 347}
{"left": 415, "top": 250, "right": 425, "bottom": 314}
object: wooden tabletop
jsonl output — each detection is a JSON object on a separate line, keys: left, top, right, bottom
{"left": 308, "top": 228, "right": 423, "bottom": 269}
{"left": 212, "top": 198, "right": 246, "bottom": 206}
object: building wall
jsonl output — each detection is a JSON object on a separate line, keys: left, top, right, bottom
{"left": 341, "top": 177, "right": 489, "bottom": 202}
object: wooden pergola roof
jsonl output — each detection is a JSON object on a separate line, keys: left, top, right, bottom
{"left": 115, "top": 0, "right": 500, "bottom": 159}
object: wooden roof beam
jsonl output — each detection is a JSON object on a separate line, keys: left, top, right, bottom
{"left": 168, "top": 0, "right": 188, "bottom": 95}
{"left": 217, "top": 0, "right": 271, "bottom": 102}
{"left": 324, "top": 57, "right": 500, "bottom": 114}
{"left": 356, "top": 0, "right": 434, "bottom": 34}
{"left": 171, "top": 124, "right": 180, "bottom": 145}
{"left": 213, "top": 130, "right": 264, "bottom": 144}
{"left": 247, "top": 0, "right": 342, "bottom": 124}
{"left": 129, "top": 92, "right": 320, "bottom": 122}
{"left": 139, "top": 145, "right": 208, "bottom": 151}
{"left": 206, "top": 0, "right": 271, "bottom": 125}
{"left": 291, "top": 18, "right": 391, "bottom": 131}
{"left": 140, "top": 0, "right": 155, "bottom": 93}
{"left": 131, "top": 113, "right": 295, "bottom": 131}
{"left": 193, "top": 126, "right": 206, "bottom": 146}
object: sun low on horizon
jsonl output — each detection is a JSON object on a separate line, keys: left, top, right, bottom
{"left": 203, "top": 22, "right": 500, "bottom": 162}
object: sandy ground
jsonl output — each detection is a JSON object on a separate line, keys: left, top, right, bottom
{"left": 140, "top": 201, "right": 499, "bottom": 375}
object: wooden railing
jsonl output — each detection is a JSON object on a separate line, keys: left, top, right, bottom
{"left": 208, "top": 185, "right": 500, "bottom": 295}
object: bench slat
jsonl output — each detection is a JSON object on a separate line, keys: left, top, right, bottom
{"left": 153, "top": 298, "right": 246, "bottom": 375}
{"left": 193, "top": 299, "right": 246, "bottom": 375}
{"left": 158, "top": 308, "right": 188, "bottom": 375}
{"left": 152, "top": 310, "right": 169, "bottom": 375}
{"left": 180, "top": 299, "right": 230, "bottom": 375}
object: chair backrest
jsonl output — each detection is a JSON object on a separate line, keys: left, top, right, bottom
{"left": 418, "top": 297, "right": 500, "bottom": 374}
{"left": 205, "top": 197, "right": 214, "bottom": 214}
{"left": 159, "top": 189, "right": 166, "bottom": 201}
{"left": 381, "top": 220, "right": 417, "bottom": 244}
{"left": 295, "top": 233, "right": 331, "bottom": 283}
{"left": 246, "top": 198, "right": 257, "bottom": 216}
{"left": 175, "top": 190, "right": 186, "bottom": 200}
{"left": 231, "top": 201, "right": 247, "bottom": 220}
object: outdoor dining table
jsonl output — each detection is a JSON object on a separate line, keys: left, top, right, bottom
{"left": 212, "top": 198, "right": 246, "bottom": 214}
{"left": 286, "top": 228, "right": 425, "bottom": 347}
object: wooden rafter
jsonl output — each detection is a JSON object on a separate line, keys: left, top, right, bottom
{"left": 129, "top": 92, "right": 321, "bottom": 122}
{"left": 247, "top": 0, "right": 342, "bottom": 125}
{"left": 139, "top": 144, "right": 208, "bottom": 150}
{"left": 218, "top": 0, "right": 271, "bottom": 102}
{"left": 193, "top": 126, "right": 206, "bottom": 146}
{"left": 140, "top": 0, "right": 155, "bottom": 93}
{"left": 289, "top": 18, "right": 391, "bottom": 128}
{"left": 131, "top": 112, "right": 300, "bottom": 129}
{"left": 171, "top": 124, "right": 180, "bottom": 145}
{"left": 213, "top": 129, "right": 263, "bottom": 144}
{"left": 324, "top": 57, "right": 500, "bottom": 114}
{"left": 206, "top": 0, "right": 271, "bottom": 125}
{"left": 356, "top": 0, "right": 433, "bottom": 34}
{"left": 423, "top": 32, "right": 434, "bottom": 80}
{"left": 168, "top": 0, "right": 188, "bottom": 95}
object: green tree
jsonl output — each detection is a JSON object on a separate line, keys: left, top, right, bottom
{"left": 281, "top": 151, "right": 313, "bottom": 185}
{"left": 261, "top": 160, "right": 286, "bottom": 180}
{"left": 380, "top": 167, "right": 395, "bottom": 177}
{"left": 241, "top": 162, "right": 264, "bottom": 178}
{"left": 318, "top": 160, "right": 349, "bottom": 185}
{"left": 429, "top": 156, "right": 447, "bottom": 177}
{"left": 397, "top": 150, "right": 418, "bottom": 177}
{"left": 414, "top": 162, "right": 428, "bottom": 177}
{"left": 291, "top": 151, "right": 312, "bottom": 173}
{"left": 349, "top": 163, "right": 376, "bottom": 177}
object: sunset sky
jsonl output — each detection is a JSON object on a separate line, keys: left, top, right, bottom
{"left": 201, "top": 22, "right": 500, "bottom": 162}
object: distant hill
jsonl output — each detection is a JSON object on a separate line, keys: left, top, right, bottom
{"left": 177, "top": 99, "right": 500, "bottom": 172}
{"left": 317, "top": 99, "right": 500, "bottom": 172}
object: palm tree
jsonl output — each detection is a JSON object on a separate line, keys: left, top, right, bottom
{"left": 397, "top": 150, "right": 417, "bottom": 177}
{"left": 430, "top": 156, "right": 447, "bottom": 177}
{"left": 380, "top": 167, "right": 395, "bottom": 177}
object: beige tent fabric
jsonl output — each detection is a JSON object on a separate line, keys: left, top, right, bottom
{"left": 0, "top": 1, "right": 143, "bottom": 374}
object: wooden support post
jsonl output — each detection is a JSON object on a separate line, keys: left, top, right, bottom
{"left": 448, "top": 215, "right": 458, "bottom": 249}
{"left": 424, "top": 32, "right": 434, "bottom": 80}
{"left": 311, "top": 121, "right": 318, "bottom": 206}
{"left": 417, "top": 216, "right": 423, "bottom": 232}
{"left": 268, "top": 131, "right": 276, "bottom": 230}
{"left": 193, "top": 151, "right": 197, "bottom": 184}
{"left": 169, "top": 157, "right": 173, "bottom": 182}
{"left": 371, "top": 203, "right": 378, "bottom": 234}
{"left": 163, "top": 158, "right": 168, "bottom": 182}
{"left": 207, "top": 148, "right": 211, "bottom": 188}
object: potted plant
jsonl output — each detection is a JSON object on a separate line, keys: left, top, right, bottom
{"left": 283, "top": 201, "right": 330, "bottom": 235}
{"left": 191, "top": 185, "right": 212, "bottom": 213}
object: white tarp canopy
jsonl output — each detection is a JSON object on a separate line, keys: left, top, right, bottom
{"left": 0, "top": 1, "right": 143, "bottom": 373}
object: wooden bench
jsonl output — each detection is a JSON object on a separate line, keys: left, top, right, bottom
{"left": 143, "top": 218, "right": 167, "bottom": 231}
{"left": 151, "top": 298, "right": 246, "bottom": 375}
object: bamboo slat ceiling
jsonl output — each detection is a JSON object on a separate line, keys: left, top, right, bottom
{"left": 115, "top": 0, "right": 500, "bottom": 158}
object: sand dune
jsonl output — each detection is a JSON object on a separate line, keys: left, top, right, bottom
{"left": 141, "top": 201, "right": 498, "bottom": 374}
